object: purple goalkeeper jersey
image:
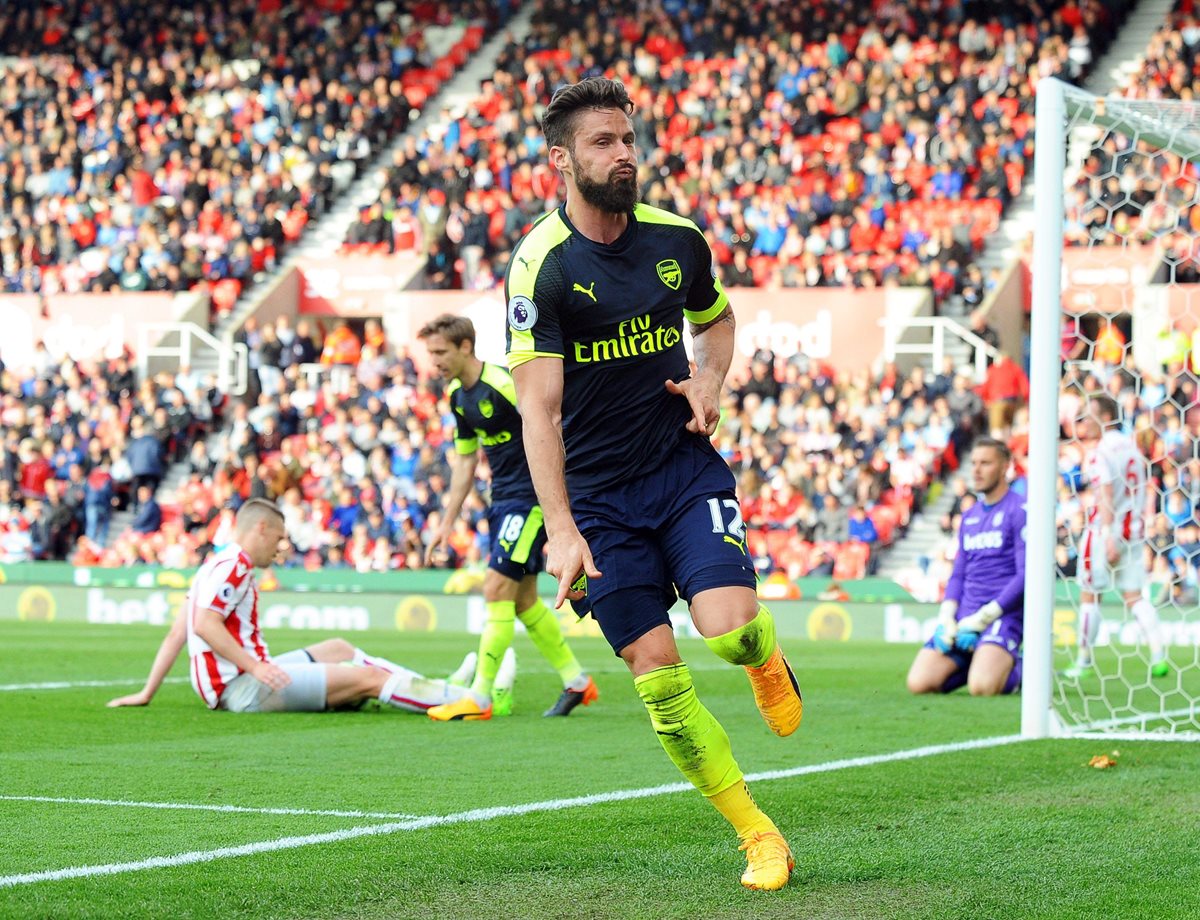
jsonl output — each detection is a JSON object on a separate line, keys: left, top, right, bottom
{"left": 944, "top": 486, "right": 1027, "bottom": 620}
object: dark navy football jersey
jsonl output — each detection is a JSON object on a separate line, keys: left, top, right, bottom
{"left": 448, "top": 362, "right": 536, "bottom": 505}
{"left": 505, "top": 203, "right": 728, "bottom": 494}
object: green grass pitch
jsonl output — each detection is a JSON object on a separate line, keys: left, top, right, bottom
{"left": 1, "top": 621, "right": 1198, "bottom": 919}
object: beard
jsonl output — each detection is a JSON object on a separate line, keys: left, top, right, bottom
{"left": 574, "top": 161, "right": 639, "bottom": 213}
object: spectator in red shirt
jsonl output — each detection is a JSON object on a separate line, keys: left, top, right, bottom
{"left": 19, "top": 440, "right": 54, "bottom": 499}
{"left": 979, "top": 352, "right": 1031, "bottom": 435}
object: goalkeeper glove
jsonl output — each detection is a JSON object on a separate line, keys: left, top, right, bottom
{"left": 954, "top": 629, "right": 981, "bottom": 653}
{"left": 955, "top": 601, "right": 1003, "bottom": 653}
{"left": 932, "top": 600, "right": 958, "bottom": 655}
{"left": 957, "top": 601, "right": 1003, "bottom": 634}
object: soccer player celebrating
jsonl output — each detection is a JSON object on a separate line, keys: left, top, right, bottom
{"left": 108, "top": 499, "right": 494, "bottom": 713}
{"left": 1066, "top": 396, "right": 1168, "bottom": 679}
{"left": 418, "top": 314, "right": 598, "bottom": 720}
{"left": 906, "top": 438, "right": 1026, "bottom": 696}
{"left": 505, "top": 79, "right": 802, "bottom": 892}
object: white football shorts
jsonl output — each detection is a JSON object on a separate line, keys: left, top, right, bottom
{"left": 1078, "top": 535, "right": 1147, "bottom": 595}
{"left": 218, "top": 648, "right": 328, "bottom": 713}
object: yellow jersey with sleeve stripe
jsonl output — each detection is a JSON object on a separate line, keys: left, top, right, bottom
{"left": 505, "top": 202, "right": 728, "bottom": 494}
{"left": 448, "top": 362, "right": 537, "bottom": 505}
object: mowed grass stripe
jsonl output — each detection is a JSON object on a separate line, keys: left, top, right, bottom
{"left": 0, "top": 734, "right": 1023, "bottom": 888}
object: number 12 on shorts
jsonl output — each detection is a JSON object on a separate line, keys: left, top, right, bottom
{"left": 707, "top": 497, "right": 746, "bottom": 547}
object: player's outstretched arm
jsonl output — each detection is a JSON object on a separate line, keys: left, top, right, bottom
{"left": 424, "top": 450, "right": 479, "bottom": 566}
{"left": 669, "top": 306, "right": 736, "bottom": 436}
{"left": 512, "top": 356, "right": 601, "bottom": 608}
{"left": 107, "top": 613, "right": 187, "bottom": 707}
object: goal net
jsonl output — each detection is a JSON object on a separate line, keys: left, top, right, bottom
{"left": 1025, "top": 78, "right": 1200, "bottom": 741}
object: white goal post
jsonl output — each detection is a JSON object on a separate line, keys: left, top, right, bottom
{"left": 1025, "top": 77, "right": 1200, "bottom": 741}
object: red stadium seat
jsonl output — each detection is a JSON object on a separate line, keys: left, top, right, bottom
{"left": 764, "top": 530, "right": 795, "bottom": 564}
{"left": 404, "top": 85, "right": 429, "bottom": 109}
{"left": 833, "top": 542, "right": 871, "bottom": 581}
{"left": 210, "top": 278, "right": 241, "bottom": 315}
{"left": 869, "top": 506, "right": 900, "bottom": 546}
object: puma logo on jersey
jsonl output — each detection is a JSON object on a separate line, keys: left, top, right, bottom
{"left": 517, "top": 255, "right": 534, "bottom": 269}
{"left": 573, "top": 281, "right": 597, "bottom": 302}
{"left": 723, "top": 534, "right": 748, "bottom": 555}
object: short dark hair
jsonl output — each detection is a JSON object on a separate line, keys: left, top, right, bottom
{"left": 972, "top": 436, "right": 1011, "bottom": 463}
{"left": 1090, "top": 394, "right": 1120, "bottom": 424}
{"left": 417, "top": 313, "right": 476, "bottom": 350}
{"left": 542, "top": 78, "right": 635, "bottom": 152}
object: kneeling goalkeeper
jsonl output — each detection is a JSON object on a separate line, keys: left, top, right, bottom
{"left": 906, "top": 438, "right": 1025, "bottom": 696}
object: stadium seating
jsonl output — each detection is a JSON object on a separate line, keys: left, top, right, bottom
{"left": 377, "top": 0, "right": 1124, "bottom": 294}
{"left": 0, "top": 348, "right": 219, "bottom": 565}
{"left": 0, "top": 2, "right": 506, "bottom": 303}
{"left": 10, "top": 0, "right": 1187, "bottom": 584}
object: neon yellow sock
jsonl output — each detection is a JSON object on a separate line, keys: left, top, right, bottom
{"left": 708, "top": 781, "right": 780, "bottom": 842}
{"left": 633, "top": 664, "right": 742, "bottom": 797}
{"left": 518, "top": 599, "right": 584, "bottom": 687}
{"left": 471, "top": 600, "right": 515, "bottom": 698}
{"left": 703, "top": 604, "right": 777, "bottom": 668}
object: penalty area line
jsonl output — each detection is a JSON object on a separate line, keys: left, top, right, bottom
{"left": 0, "top": 795, "right": 424, "bottom": 821}
{"left": 0, "top": 733, "right": 1024, "bottom": 889}
{"left": 0, "top": 677, "right": 189, "bottom": 692}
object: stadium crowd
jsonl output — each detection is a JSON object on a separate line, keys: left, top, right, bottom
{"left": 902, "top": 309, "right": 1199, "bottom": 604}
{"left": 898, "top": 0, "right": 1200, "bottom": 603}
{"left": 0, "top": 0, "right": 503, "bottom": 310}
{"left": 0, "top": 308, "right": 1003, "bottom": 582}
{"left": 0, "top": 346, "right": 220, "bottom": 565}
{"left": 348, "top": 0, "right": 1130, "bottom": 304}
{"left": 1049, "top": 0, "right": 1200, "bottom": 287}
{"left": 6, "top": 0, "right": 1200, "bottom": 592}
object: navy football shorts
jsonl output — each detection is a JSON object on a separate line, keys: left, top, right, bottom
{"left": 569, "top": 435, "right": 756, "bottom": 653}
{"left": 487, "top": 499, "right": 546, "bottom": 580}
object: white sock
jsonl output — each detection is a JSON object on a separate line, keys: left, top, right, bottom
{"left": 494, "top": 647, "right": 517, "bottom": 693}
{"left": 1131, "top": 599, "right": 1166, "bottom": 664}
{"left": 1078, "top": 602, "right": 1101, "bottom": 666}
{"left": 567, "top": 673, "right": 591, "bottom": 692}
{"left": 352, "top": 647, "right": 404, "bottom": 675}
{"left": 448, "top": 652, "right": 477, "bottom": 686}
{"left": 377, "top": 670, "right": 469, "bottom": 713}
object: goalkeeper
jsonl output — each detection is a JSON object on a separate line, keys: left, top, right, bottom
{"left": 906, "top": 438, "right": 1026, "bottom": 696}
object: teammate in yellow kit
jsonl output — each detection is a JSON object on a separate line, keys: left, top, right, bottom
{"left": 419, "top": 314, "right": 598, "bottom": 720}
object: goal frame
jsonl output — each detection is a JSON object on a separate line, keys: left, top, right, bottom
{"left": 1024, "top": 77, "right": 1200, "bottom": 741}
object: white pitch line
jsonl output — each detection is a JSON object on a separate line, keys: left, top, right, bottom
{"left": 0, "top": 733, "right": 1025, "bottom": 888}
{"left": 0, "top": 667, "right": 723, "bottom": 690}
{"left": 0, "top": 795, "right": 422, "bottom": 821}
{"left": 0, "top": 677, "right": 188, "bottom": 692}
